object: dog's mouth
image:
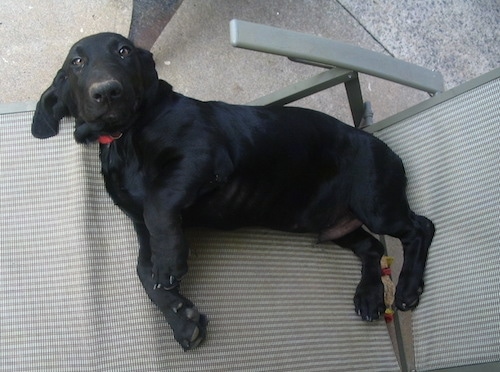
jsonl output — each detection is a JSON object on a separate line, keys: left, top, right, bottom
{"left": 73, "top": 119, "right": 129, "bottom": 145}
{"left": 74, "top": 100, "right": 139, "bottom": 144}
{"left": 94, "top": 113, "right": 125, "bottom": 144}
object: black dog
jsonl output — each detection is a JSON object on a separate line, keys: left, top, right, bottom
{"left": 32, "top": 33, "right": 435, "bottom": 350}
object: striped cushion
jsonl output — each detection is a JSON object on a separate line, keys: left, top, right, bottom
{"left": 0, "top": 108, "right": 399, "bottom": 371}
{"left": 374, "top": 74, "right": 500, "bottom": 371}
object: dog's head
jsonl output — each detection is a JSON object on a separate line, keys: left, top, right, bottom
{"left": 32, "top": 32, "right": 159, "bottom": 144}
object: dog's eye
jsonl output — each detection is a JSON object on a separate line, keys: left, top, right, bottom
{"left": 118, "top": 46, "right": 132, "bottom": 58}
{"left": 72, "top": 57, "right": 84, "bottom": 66}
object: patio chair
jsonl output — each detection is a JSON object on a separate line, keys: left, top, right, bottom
{"left": 1, "top": 20, "right": 498, "bottom": 372}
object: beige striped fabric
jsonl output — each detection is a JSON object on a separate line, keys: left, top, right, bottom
{"left": 0, "top": 108, "right": 399, "bottom": 371}
{"left": 374, "top": 73, "right": 500, "bottom": 371}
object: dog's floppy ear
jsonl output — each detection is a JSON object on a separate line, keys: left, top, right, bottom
{"left": 137, "top": 48, "right": 160, "bottom": 99}
{"left": 32, "top": 69, "right": 71, "bottom": 139}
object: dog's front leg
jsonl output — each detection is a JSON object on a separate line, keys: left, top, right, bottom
{"left": 143, "top": 196, "right": 189, "bottom": 287}
{"left": 335, "top": 228, "right": 386, "bottom": 321}
{"left": 136, "top": 257, "right": 208, "bottom": 350}
{"left": 136, "top": 201, "right": 208, "bottom": 350}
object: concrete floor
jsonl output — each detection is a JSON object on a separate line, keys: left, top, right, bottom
{"left": 1, "top": 0, "right": 498, "bottom": 123}
{"left": 0, "top": 0, "right": 498, "bottom": 369}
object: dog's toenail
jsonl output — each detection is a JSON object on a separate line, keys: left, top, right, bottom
{"left": 172, "top": 302, "right": 183, "bottom": 313}
{"left": 190, "top": 326, "right": 200, "bottom": 342}
{"left": 185, "top": 307, "right": 200, "bottom": 322}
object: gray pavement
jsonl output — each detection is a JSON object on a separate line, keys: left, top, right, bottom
{"left": 1, "top": 0, "right": 498, "bottom": 123}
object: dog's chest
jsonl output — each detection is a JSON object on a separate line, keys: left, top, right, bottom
{"left": 100, "top": 142, "right": 145, "bottom": 220}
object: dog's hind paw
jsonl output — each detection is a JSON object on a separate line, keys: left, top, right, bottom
{"left": 395, "top": 284, "right": 423, "bottom": 311}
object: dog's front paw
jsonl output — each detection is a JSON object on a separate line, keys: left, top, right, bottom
{"left": 354, "top": 279, "right": 385, "bottom": 321}
{"left": 168, "top": 301, "right": 208, "bottom": 350}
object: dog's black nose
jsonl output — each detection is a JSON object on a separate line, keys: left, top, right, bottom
{"left": 89, "top": 80, "right": 123, "bottom": 103}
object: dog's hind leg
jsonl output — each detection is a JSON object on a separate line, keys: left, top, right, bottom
{"left": 349, "top": 182, "right": 435, "bottom": 312}
{"left": 334, "top": 228, "right": 386, "bottom": 321}
{"left": 366, "top": 212, "right": 434, "bottom": 311}
{"left": 133, "top": 222, "right": 208, "bottom": 350}
{"left": 389, "top": 213, "right": 435, "bottom": 311}
{"left": 357, "top": 209, "right": 434, "bottom": 312}
{"left": 347, "top": 146, "right": 435, "bottom": 312}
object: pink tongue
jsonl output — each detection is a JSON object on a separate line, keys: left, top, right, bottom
{"left": 98, "top": 133, "right": 122, "bottom": 144}
{"left": 98, "top": 135, "right": 115, "bottom": 144}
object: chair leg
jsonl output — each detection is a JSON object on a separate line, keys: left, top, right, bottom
{"left": 360, "top": 101, "right": 374, "bottom": 128}
{"left": 344, "top": 73, "right": 365, "bottom": 127}
{"left": 128, "top": 0, "right": 184, "bottom": 50}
